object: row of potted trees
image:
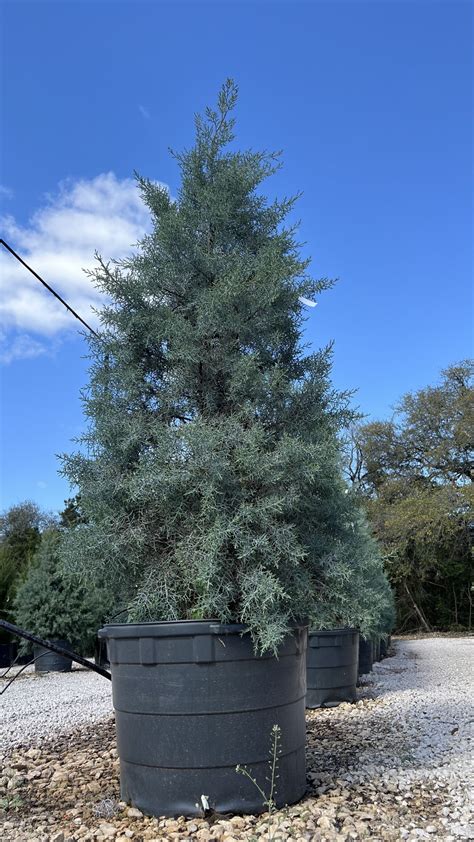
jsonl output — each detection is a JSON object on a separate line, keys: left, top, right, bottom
{"left": 15, "top": 82, "right": 396, "bottom": 817}
{"left": 306, "top": 626, "right": 392, "bottom": 709}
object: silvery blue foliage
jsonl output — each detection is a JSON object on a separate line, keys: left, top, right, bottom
{"left": 60, "top": 81, "right": 391, "bottom": 652}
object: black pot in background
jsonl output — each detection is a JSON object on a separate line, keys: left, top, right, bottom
{"left": 99, "top": 620, "right": 308, "bottom": 817}
{"left": 306, "top": 627, "right": 359, "bottom": 708}
{"left": 373, "top": 637, "right": 381, "bottom": 661}
{"left": 33, "top": 639, "right": 73, "bottom": 673}
{"left": 16, "top": 650, "right": 32, "bottom": 666}
{"left": 94, "top": 637, "right": 110, "bottom": 668}
{"left": 379, "top": 637, "right": 388, "bottom": 658}
{"left": 357, "top": 636, "right": 373, "bottom": 678}
{"left": 0, "top": 641, "right": 18, "bottom": 668}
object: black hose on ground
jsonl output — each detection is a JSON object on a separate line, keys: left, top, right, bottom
{"left": 0, "top": 619, "right": 111, "bottom": 680}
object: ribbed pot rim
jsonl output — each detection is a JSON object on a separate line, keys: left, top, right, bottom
{"left": 33, "top": 638, "right": 72, "bottom": 647}
{"left": 309, "top": 626, "right": 358, "bottom": 636}
{"left": 99, "top": 620, "right": 308, "bottom": 640}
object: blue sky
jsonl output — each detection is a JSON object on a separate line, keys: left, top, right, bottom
{"left": 0, "top": 0, "right": 472, "bottom": 514}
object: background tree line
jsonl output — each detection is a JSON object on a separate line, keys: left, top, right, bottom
{"left": 345, "top": 360, "right": 473, "bottom": 632}
{"left": 0, "top": 496, "right": 112, "bottom": 654}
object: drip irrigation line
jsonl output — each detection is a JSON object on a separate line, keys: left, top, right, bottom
{"left": 0, "top": 652, "right": 48, "bottom": 695}
{"left": 0, "top": 620, "right": 111, "bottom": 680}
{"left": 0, "top": 238, "right": 99, "bottom": 338}
{"left": 0, "top": 649, "right": 23, "bottom": 680}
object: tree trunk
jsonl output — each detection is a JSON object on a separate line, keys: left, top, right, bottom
{"left": 404, "top": 582, "right": 432, "bottom": 632}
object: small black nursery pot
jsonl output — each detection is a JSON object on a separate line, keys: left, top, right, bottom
{"left": 34, "top": 639, "right": 73, "bottom": 673}
{"left": 0, "top": 641, "right": 18, "bottom": 668}
{"left": 357, "top": 635, "right": 373, "bottom": 677}
{"left": 306, "top": 627, "right": 359, "bottom": 708}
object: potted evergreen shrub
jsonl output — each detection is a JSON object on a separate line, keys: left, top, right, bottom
{"left": 306, "top": 505, "right": 394, "bottom": 705}
{"left": 358, "top": 553, "right": 395, "bottom": 678}
{"left": 60, "top": 81, "right": 355, "bottom": 817}
{"left": 14, "top": 529, "right": 111, "bottom": 672}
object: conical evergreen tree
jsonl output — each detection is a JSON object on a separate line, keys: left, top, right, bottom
{"left": 311, "top": 498, "right": 395, "bottom": 637}
{"left": 14, "top": 530, "right": 113, "bottom": 655}
{"left": 61, "top": 81, "right": 367, "bottom": 652}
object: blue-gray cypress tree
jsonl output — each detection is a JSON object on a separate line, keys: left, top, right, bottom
{"left": 311, "top": 502, "right": 395, "bottom": 637}
{"left": 60, "top": 81, "right": 378, "bottom": 652}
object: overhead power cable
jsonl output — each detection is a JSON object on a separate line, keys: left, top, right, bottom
{"left": 0, "top": 238, "right": 99, "bottom": 338}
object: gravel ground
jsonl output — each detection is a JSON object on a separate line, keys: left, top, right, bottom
{"left": 0, "top": 664, "right": 113, "bottom": 752}
{"left": 1, "top": 637, "right": 473, "bottom": 841}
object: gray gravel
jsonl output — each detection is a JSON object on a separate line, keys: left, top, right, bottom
{"left": 0, "top": 664, "right": 113, "bottom": 752}
{"left": 370, "top": 637, "right": 474, "bottom": 839}
{"left": 1, "top": 637, "right": 473, "bottom": 840}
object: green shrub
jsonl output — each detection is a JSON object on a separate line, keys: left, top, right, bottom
{"left": 14, "top": 529, "right": 112, "bottom": 655}
{"left": 0, "top": 502, "right": 45, "bottom": 635}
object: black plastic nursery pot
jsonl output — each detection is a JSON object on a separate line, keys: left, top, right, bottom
{"left": 0, "top": 641, "right": 18, "bottom": 667}
{"left": 306, "top": 627, "right": 359, "bottom": 708}
{"left": 373, "top": 638, "right": 381, "bottom": 662}
{"left": 34, "top": 639, "right": 73, "bottom": 673}
{"left": 379, "top": 638, "right": 388, "bottom": 659}
{"left": 99, "top": 620, "right": 308, "bottom": 818}
{"left": 94, "top": 637, "right": 110, "bottom": 668}
{"left": 357, "top": 636, "right": 373, "bottom": 677}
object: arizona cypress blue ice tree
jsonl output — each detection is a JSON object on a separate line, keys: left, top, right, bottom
{"left": 61, "top": 81, "right": 361, "bottom": 652}
{"left": 311, "top": 500, "right": 395, "bottom": 637}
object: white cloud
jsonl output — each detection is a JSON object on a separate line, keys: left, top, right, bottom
{"left": 0, "top": 332, "right": 52, "bottom": 365}
{"left": 138, "top": 105, "right": 151, "bottom": 120}
{"left": 0, "top": 172, "right": 159, "bottom": 362}
{"left": 0, "top": 185, "right": 14, "bottom": 200}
